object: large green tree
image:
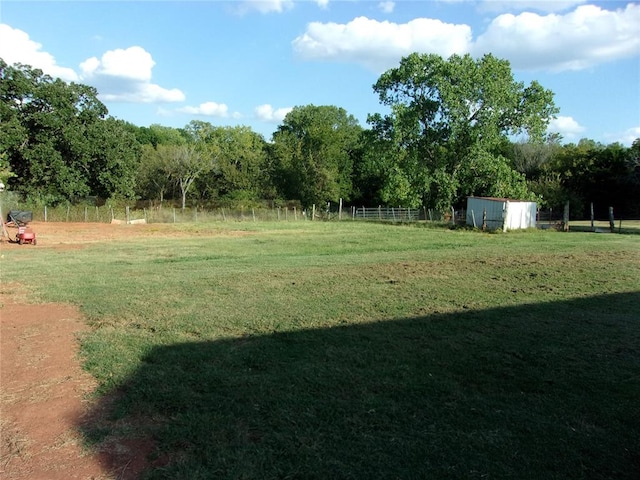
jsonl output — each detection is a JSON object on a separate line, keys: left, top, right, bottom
{"left": 366, "top": 53, "right": 558, "bottom": 209}
{"left": 0, "top": 59, "right": 139, "bottom": 203}
{"left": 193, "top": 125, "right": 269, "bottom": 205}
{"left": 271, "top": 105, "right": 362, "bottom": 208}
{"left": 135, "top": 125, "right": 186, "bottom": 203}
{"left": 545, "top": 139, "right": 640, "bottom": 218}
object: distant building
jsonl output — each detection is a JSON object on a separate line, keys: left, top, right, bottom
{"left": 466, "top": 197, "right": 537, "bottom": 231}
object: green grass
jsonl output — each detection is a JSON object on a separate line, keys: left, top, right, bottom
{"left": 2, "top": 222, "right": 639, "bottom": 479}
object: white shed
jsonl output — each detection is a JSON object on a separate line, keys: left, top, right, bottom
{"left": 466, "top": 197, "right": 537, "bottom": 231}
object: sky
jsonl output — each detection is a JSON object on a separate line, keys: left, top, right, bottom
{"left": 0, "top": 0, "right": 639, "bottom": 145}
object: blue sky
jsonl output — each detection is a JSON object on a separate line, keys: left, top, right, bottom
{"left": 1, "top": 0, "right": 638, "bottom": 145}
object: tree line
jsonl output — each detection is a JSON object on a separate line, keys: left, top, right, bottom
{"left": 1, "top": 56, "right": 638, "bottom": 218}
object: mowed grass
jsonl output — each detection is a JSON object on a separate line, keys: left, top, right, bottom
{"left": 2, "top": 221, "right": 639, "bottom": 479}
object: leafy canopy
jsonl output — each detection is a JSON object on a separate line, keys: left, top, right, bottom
{"left": 366, "top": 53, "right": 558, "bottom": 209}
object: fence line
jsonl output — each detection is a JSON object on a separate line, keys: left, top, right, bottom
{"left": 12, "top": 204, "right": 465, "bottom": 225}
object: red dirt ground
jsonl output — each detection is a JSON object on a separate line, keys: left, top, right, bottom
{"left": 0, "top": 222, "right": 187, "bottom": 479}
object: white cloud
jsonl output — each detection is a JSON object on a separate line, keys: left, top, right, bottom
{"left": 0, "top": 25, "right": 184, "bottom": 104}
{"left": 479, "top": 0, "right": 587, "bottom": 13}
{"left": 0, "top": 24, "right": 78, "bottom": 82}
{"left": 178, "top": 102, "right": 231, "bottom": 117}
{"left": 292, "top": 16, "right": 472, "bottom": 71}
{"left": 379, "top": 2, "right": 395, "bottom": 14}
{"left": 79, "top": 46, "right": 185, "bottom": 103}
{"left": 605, "top": 126, "right": 640, "bottom": 146}
{"left": 317, "top": 0, "right": 330, "bottom": 9}
{"left": 81, "top": 46, "right": 153, "bottom": 82}
{"left": 293, "top": 4, "right": 639, "bottom": 73}
{"left": 237, "top": 0, "right": 294, "bottom": 14}
{"left": 255, "top": 104, "right": 292, "bottom": 122}
{"left": 473, "top": 4, "right": 640, "bottom": 71}
{"left": 548, "top": 115, "right": 586, "bottom": 140}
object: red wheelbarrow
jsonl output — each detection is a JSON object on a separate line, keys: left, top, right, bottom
{"left": 6, "top": 211, "right": 37, "bottom": 245}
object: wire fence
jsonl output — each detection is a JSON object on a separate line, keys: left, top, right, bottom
{"left": 6, "top": 203, "right": 630, "bottom": 231}
{"left": 5, "top": 204, "right": 461, "bottom": 225}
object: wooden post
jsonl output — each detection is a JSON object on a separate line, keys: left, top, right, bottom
{"left": 482, "top": 208, "right": 487, "bottom": 231}
{"left": 471, "top": 209, "right": 476, "bottom": 228}
{"left": 503, "top": 202, "right": 510, "bottom": 232}
{"left": 0, "top": 205, "right": 10, "bottom": 240}
{"left": 294, "top": 206, "right": 297, "bottom": 221}
{"left": 173, "top": 208, "right": 176, "bottom": 223}
{"left": 221, "top": 208, "right": 226, "bottom": 221}
{"left": 96, "top": 206, "right": 99, "bottom": 222}
{"left": 563, "top": 201, "right": 570, "bottom": 232}
{"left": 609, "top": 207, "right": 615, "bottom": 233}
{"left": 252, "top": 208, "right": 256, "bottom": 222}
{"left": 312, "top": 204, "right": 315, "bottom": 221}
{"left": 451, "top": 206, "right": 455, "bottom": 226}
{"left": 339, "top": 198, "right": 343, "bottom": 221}
{"left": 44, "top": 205, "right": 48, "bottom": 222}
{"left": 590, "top": 202, "right": 595, "bottom": 231}
{"left": 84, "top": 206, "right": 88, "bottom": 223}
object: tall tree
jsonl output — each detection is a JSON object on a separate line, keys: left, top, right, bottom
{"left": 547, "top": 139, "right": 640, "bottom": 217}
{"left": 168, "top": 144, "right": 215, "bottom": 210}
{"left": 367, "top": 53, "right": 558, "bottom": 209}
{"left": 134, "top": 125, "right": 186, "bottom": 203}
{"left": 271, "top": 105, "right": 362, "bottom": 208}
{"left": 0, "top": 59, "right": 138, "bottom": 203}
{"left": 193, "top": 126, "right": 269, "bottom": 204}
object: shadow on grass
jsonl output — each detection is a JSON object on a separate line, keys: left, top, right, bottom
{"left": 82, "top": 293, "right": 640, "bottom": 480}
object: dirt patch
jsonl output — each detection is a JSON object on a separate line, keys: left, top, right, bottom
{"left": 0, "top": 289, "right": 149, "bottom": 479}
{"left": 0, "top": 221, "right": 256, "bottom": 478}
{"left": 1, "top": 221, "right": 252, "bottom": 249}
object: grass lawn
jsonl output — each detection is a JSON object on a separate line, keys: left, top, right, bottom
{"left": 2, "top": 221, "right": 639, "bottom": 479}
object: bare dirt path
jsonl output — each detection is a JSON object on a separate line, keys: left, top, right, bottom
{"left": 0, "top": 292, "right": 111, "bottom": 479}
{"left": 0, "top": 222, "right": 171, "bottom": 479}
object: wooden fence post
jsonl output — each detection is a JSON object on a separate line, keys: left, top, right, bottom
{"left": 590, "top": 202, "right": 595, "bottom": 231}
{"left": 563, "top": 201, "right": 570, "bottom": 232}
{"left": 609, "top": 207, "right": 615, "bottom": 233}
